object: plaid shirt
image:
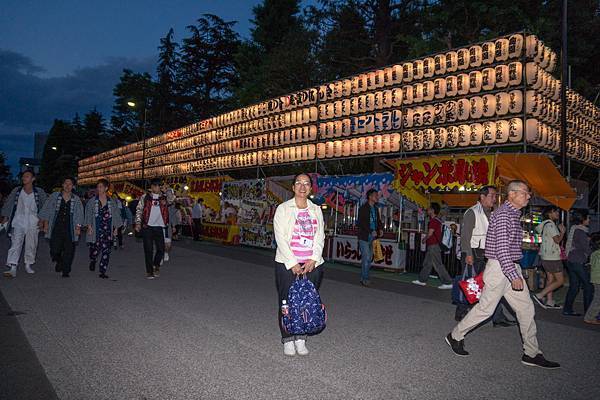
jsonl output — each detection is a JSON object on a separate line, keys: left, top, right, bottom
{"left": 485, "top": 201, "right": 523, "bottom": 281}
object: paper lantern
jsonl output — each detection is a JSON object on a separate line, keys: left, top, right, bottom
{"left": 351, "top": 76, "right": 361, "bottom": 94}
{"left": 374, "top": 112, "right": 384, "bottom": 132}
{"left": 422, "top": 129, "right": 434, "bottom": 149}
{"left": 469, "top": 70, "right": 483, "bottom": 93}
{"left": 374, "top": 91, "right": 384, "bottom": 110}
{"left": 341, "top": 99, "right": 351, "bottom": 116}
{"left": 423, "top": 57, "right": 435, "bottom": 78}
{"left": 457, "top": 74, "right": 470, "bottom": 95}
{"left": 548, "top": 51, "right": 558, "bottom": 73}
{"left": 433, "top": 103, "right": 446, "bottom": 124}
{"left": 381, "top": 111, "right": 393, "bottom": 130}
{"left": 469, "top": 45, "right": 483, "bottom": 67}
{"left": 289, "top": 147, "right": 297, "bottom": 162}
{"left": 495, "top": 38, "right": 509, "bottom": 61}
{"left": 525, "top": 91, "right": 541, "bottom": 116}
{"left": 433, "top": 127, "right": 447, "bottom": 149}
{"left": 390, "top": 133, "right": 401, "bottom": 152}
{"left": 539, "top": 46, "right": 551, "bottom": 69}
{"left": 333, "top": 140, "right": 343, "bottom": 157}
{"left": 402, "top": 85, "right": 413, "bottom": 105}
{"left": 367, "top": 71, "right": 377, "bottom": 90}
{"left": 366, "top": 114, "right": 376, "bottom": 133}
{"left": 446, "top": 76, "right": 458, "bottom": 97}
{"left": 482, "top": 67, "right": 496, "bottom": 91}
{"left": 365, "top": 136, "right": 374, "bottom": 154}
{"left": 446, "top": 126, "right": 459, "bottom": 148}
{"left": 525, "top": 62, "right": 539, "bottom": 86}
{"left": 325, "top": 141, "right": 334, "bottom": 158}
{"left": 482, "top": 94, "right": 497, "bottom": 117}
{"left": 508, "top": 34, "right": 524, "bottom": 58}
{"left": 375, "top": 69, "right": 386, "bottom": 88}
{"left": 434, "top": 54, "right": 447, "bottom": 75}
{"left": 402, "top": 131, "right": 414, "bottom": 151}
{"left": 481, "top": 41, "right": 495, "bottom": 64}
{"left": 495, "top": 65, "right": 509, "bottom": 88}
{"left": 413, "top": 130, "right": 424, "bottom": 151}
{"left": 526, "top": 35, "right": 538, "bottom": 58}
{"left": 392, "top": 65, "right": 403, "bottom": 84}
{"left": 402, "top": 62, "right": 414, "bottom": 82}
{"left": 446, "top": 51, "right": 458, "bottom": 72}
{"left": 392, "top": 88, "right": 403, "bottom": 106}
{"left": 457, "top": 48, "right": 470, "bottom": 70}
{"left": 534, "top": 40, "right": 544, "bottom": 63}
{"left": 334, "top": 120, "right": 344, "bottom": 137}
{"left": 366, "top": 93, "right": 376, "bottom": 112}
{"left": 412, "top": 107, "right": 423, "bottom": 127}
{"left": 309, "top": 125, "right": 318, "bottom": 140}
{"left": 508, "top": 62, "right": 523, "bottom": 86}
{"left": 508, "top": 118, "right": 524, "bottom": 142}
{"left": 445, "top": 100, "right": 458, "bottom": 122}
{"left": 423, "top": 80, "right": 434, "bottom": 101}
{"left": 373, "top": 135, "right": 383, "bottom": 153}
{"left": 457, "top": 98, "right": 471, "bottom": 120}
{"left": 482, "top": 121, "right": 495, "bottom": 144}
{"left": 469, "top": 123, "right": 483, "bottom": 145}
{"left": 458, "top": 125, "right": 470, "bottom": 146}
{"left": 508, "top": 90, "right": 523, "bottom": 114}
{"left": 422, "top": 105, "right": 435, "bottom": 125}
{"left": 469, "top": 96, "right": 484, "bottom": 119}
{"left": 495, "top": 120, "right": 510, "bottom": 144}
{"left": 413, "top": 60, "right": 424, "bottom": 80}
{"left": 413, "top": 83, "right": 424, "bottom": 103}
{"left": 284, "top": 147, "right": 291, "bottom": 162}
{"left": 383, "top": 90, "right": 393, "bottom": 108}
{"left": 434, "top": 78, "right": 447, "bottom": 99}
{"left": 404, "top": 108, "right": 414, "bottom": 128}
{"left": 348, "top": 139, "right": 357, "bottom": 156}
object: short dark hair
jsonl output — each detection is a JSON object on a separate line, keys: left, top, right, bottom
{"left": 150, "top": 178, "right": 162, "bottom": 186}
{"left": 20, "top": 169, "right": 35, "bottom": 178}
{"left": 198, "top": 198, "right": 204, "bottom": 202}
{"left": 590, "top": 232, "right": 600, "bottom": 250}
{"left": 97, "top": 178, "right": 109, "bottom": 188}
{"left": 571, "top": 210, "right": 589, "bottom": 225}
{"left": 292, "top": 173, "right": 312, "bottom": 187}
{"left": 366, "top": 188, "right": 378, "bottom": 198}
{"left": 479, "top": 185, "right": 497, "bottom": 196}
{"left": 542, "top": 205, "right": 560, "bottom": 220}
{"left": 429, "top": 202, "right": 441, "bottom": 215}
{"left": 63, "top": 176, "right": 76, "bottom": 186}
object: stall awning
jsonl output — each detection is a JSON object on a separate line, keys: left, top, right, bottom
{"left": 383, "top": 153, "right": 577, "bottom": 210}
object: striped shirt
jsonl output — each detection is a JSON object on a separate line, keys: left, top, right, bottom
{"left": 290, "top": 208, "right": 317, "bottom": 264}
{"left": 484, "top": 201, "right": 523, "bottom": 282}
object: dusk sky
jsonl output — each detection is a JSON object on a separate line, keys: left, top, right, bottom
{"left": 1, "top": 0, "right": 314, "bottom": 173}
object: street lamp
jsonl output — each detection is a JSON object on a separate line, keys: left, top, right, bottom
{"left": 51, "top": 146, "right": 57, "bottom": 151}
{"left": 127, "top": 99, "right": 148, "bottom": 190}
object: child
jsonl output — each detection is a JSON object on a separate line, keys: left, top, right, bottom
{"left": 584, "top": 233, "right": 600, "bottom": 324}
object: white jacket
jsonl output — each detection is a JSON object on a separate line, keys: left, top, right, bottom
{"left": 273, "top": 198, "right": 325, "bottom": 270}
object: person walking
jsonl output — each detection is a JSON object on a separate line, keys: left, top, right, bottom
{"left": 112, "top": 196, "right": 128, "bottom": 250}
{"left": 191, "top": 198, "right": 204, "bottom": 241}
{"left": 532, "top": 206, "right": 566, "bottom": 309}
{"left": 85, "top": 179, "right": 122, "bottom": 279}
{"left": 2, "top": 170, "right": 48, "bottom": 278}
{"left": 412, "top": 203, "right": 453, "bottom": 289}
{"left": 357, "top": 188, "right": 383, "bottom": 287}
{"left": 563, "top": 211, "right": 593, "bottom": 317}
{"left": 39, "top": 177, "right": 84, "bottom": 278}
{"left": 135, "top": 178, "right": 170, "bottom": 279}
{"left": 446, "top": 180, "right": 560, "bottom": 369}
{"left": 584, "top": 233, "right": 600, "bottom": 324}
{"left": 273, "top": 173, "right": 325, "bottom": 357}
{"left": 455, "top": 186, "right": 516, "bottom": 326}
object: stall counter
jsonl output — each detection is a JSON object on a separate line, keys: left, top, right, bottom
{"left": 325, "top": 234, "right": 405, "bottom": 271}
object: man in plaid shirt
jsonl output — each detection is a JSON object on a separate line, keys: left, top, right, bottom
{"left": 445, "top": 180, "right": 560, "bottom": 369}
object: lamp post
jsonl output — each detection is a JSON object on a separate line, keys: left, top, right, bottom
{"left": 127, "top": 100, "right": 148, "bottom": 190}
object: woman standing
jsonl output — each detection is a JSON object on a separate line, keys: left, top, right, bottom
{"left": 273, "top": 173, "right": 325, "bottom": 357}
{"left": 532, "top": 206, "right": 566, "bottom": 309}
{"left": 85, "top": 179, "right": 122, "bottom": 279}
{"left": 563, "top": 211, "right": 593, "bottom": 316}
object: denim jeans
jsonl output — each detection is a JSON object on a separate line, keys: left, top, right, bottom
{"left": 359, "top": 240, "right": 373, "bottom": 282}
{"left": 565, "top": 261, "right": 594, "bottom": 313}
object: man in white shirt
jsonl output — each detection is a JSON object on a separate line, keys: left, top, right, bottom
{"left": 1, "top": 170, "right": 48, "bottom": 277}
{"left": 191, "top": 198, "right": 204, "bottom": 241}
{"left": 135, "top": 179, "right": 170, "bottom": 279}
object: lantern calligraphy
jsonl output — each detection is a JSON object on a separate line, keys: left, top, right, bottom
{"left": 470, "top": 96, "right": 484, "bottom": 119}
{"left": 433, "top": 127, "right": 447, "bottom": 149}
{"left": 508, "top": 118, "right": 524, "bottom": 142}
{"left": 483, "top": 121, "right": 495, "bottom": 144}
{"left": 446, "top": 51, "right": 458, "bottom": 73}
{"left": 434, "top": 54, "right": 447, "bottom": 75}
{"left": 457, "top": 74, "right": 470, "bottom": 95}
{"left": 402, "top": 131, "right": 413, "bottom": 151}
{"left": 508, "top": 62, "right": 523, "bottom": 86}
{"left": 458, "top": 125, "right": 470, "bottom": 147}
{"left": 508, "top": 90, "right": 523, "bottom": 114}
{"left": 457, "top": 48, "right": 470, "bottom": 70}
{"left": 495, "top": 65, "right": 509, "bottom": 88}
{"left": 423, "top": 57, "right": 435, "bottom": 78}
{"left": 482, "top": 94, "right": 497, "bottom": 118}
{"left": 469, "top": 123, "right": 483, "bottom": 145}
{"left": 402, "top": 62, "right": 414, "bottom": 82}
{"left": 495, "top": 38, "right": 509, "bottom": 61}
{"left": 469, "top": 70, "right": 483, "bottom": 93}
{"left": 390, "top": 133, "right": 401, "bottom": 152}
{"left": 446, "top": 75, "right": 458, "bottom": 97}
{"left": 469, "top": 45, "right": 483, "bottom": 67}
{"left": 423, "top": 129, "right": 435, "bottom": 149}
{"left": 413, "top": 60, "right": 424, "bottom": 80}
{"left": 434, "top": 78, "right": 447, "bottom": 99}
{"left": 457, "top": 98, "right": 471, "bottom": 120}
{"left": 423, "top": 80, "right": 435, "bottom": 101}
{"left": 482, "top": 41, "right": 495, "bottom": 64}
{"left": 413, "top": 130, "right": 424, "bottom": 151}
{"left": 446, "top": 126, "right": 459, "bottom": 148}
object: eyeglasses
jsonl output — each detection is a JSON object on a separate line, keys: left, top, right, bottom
{"left": 511, "top": 189, "right": 532, "bottom": 196}
{"left": 294, "top": 181, "right": 311, "bottom": 187}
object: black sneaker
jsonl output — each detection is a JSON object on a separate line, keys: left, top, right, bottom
{"left": 99, "top": 273, "right": 109, "bottom": 279}
{"left": 445, "top": 333, "right": 469, "bottom": 357}
{"left": 61, "top": 273, "right": 70, "bottom": 278}
{"left": 55, "top": 263, "right": 62, "bottom": 272}
{"left": 521, "top": 354, "right": 560, "bottom": 369}
{"left": 89, "top": 261, "right": 96, "bottom": 271}
{"left": 531, "top": 293, "right": 548, "bottom": 309}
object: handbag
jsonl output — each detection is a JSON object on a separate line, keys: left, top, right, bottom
{"left": 459, "top": 272, "right": 485, "bottom": 304}
{"left": 452, "top": 264, "right": 475, "bottom": 305}
{"left": 372, "top": 239, "right": 384, "bottom": 263}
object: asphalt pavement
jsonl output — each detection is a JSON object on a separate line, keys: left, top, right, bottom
{"left": 0, "top": 235, "right": 599, "bottom": 400}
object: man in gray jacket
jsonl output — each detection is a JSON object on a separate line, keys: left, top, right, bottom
{"left": 1, "top": 170, "right": 47, "bottom": 277}
{"left": 39, "top": 177, "right": 84, "bottom": 277}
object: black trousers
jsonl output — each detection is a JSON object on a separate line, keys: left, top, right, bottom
{"left": 142, "top": 226, "right": 165, "bottom": 274}
{"left": 50, "top": 229, "right": 76, "bottom": 274}
{"left": 275, "top": 262, "right": 324, "bottom": 342}
{"left": 192, "top": 218, "right": 202, "bottom": 240}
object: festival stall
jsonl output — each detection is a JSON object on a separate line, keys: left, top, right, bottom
{"left": 111, "top": 182, "right": 144, "bottom": 203}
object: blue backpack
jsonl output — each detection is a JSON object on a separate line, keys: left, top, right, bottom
{"left": 281, "top": 277, "right": 327, "bottom": 336}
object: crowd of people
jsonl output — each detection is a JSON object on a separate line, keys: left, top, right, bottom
{"left": 1, "top": 170, "right": 599, "bottom": 367}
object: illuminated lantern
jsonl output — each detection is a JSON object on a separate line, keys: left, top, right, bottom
{"left": 495, "top": 38, "right": 509, "bottom": 61}
{"left": 433, "top": 127, "right": 447, "bottom": 149}
{"left": 434, "top": 54, "right": 447, "bottom": 75}
{"left": 334, "top": 120, "right": 343, "bottom": 137}
{"left": 508, "top": 62, "right": 523, "bottom": 86}
{"left": 365, "top": 136, "right": 374, "bottom": 154}
{"left": 413, "top": 130, "right": 424, "bottom": 151}
{"left": 446, "top": 75, "right": 458, "bottom": 97}
{"left": 341, "top": 140, "right": 351, "bottom": 157}
{"left": 402, "top": 131, "right": 414, "bottom": 151}
{"left": 445, "top": 100, "right": 458, "bottom": 122}
{"left": 433, "top": 103, "right": 446, "bottom": 124}
{"left": 548, "top": 51, "right": 557, "bottom": 73}
{"left": 310, "top": 106, "right": 318, "bottom": 121}
{"left": 404, "top": 108, "right": 414, "bottom": 128}
{"left": 289, "top": 147, "right": 298, "bottom": 162}
{"left": 481, "top": 67, "right": 496, "bottom": 91}
{"left": 534, "top": 41, "right": 544, "bottom": 64}
{"left": 483, "top": 121, "right": 495, "bottom": 144}
{"left": 348, "top": 138, "right": 358, "bottom": 156}
{"left": 402, "top": 62, "right": 414, "bottom": 82}
{"left": 508, "top": 118, "right": 524, "bottom": 142}
{"left": 376, "top": 69, "right": 385, "bottom": 88}
{"left": 375, "top": 112, "right": 384, "bottom": 131}
{"left": 341, "top": 119, "right": 352, "bottom": 136}
{"left": 446, "top": 51, "right": 458, "bottom": 72}
{"left": 457, "top": 48, "right": 470, "bottom": 70}
{"left": 284, "top": 147, "right": 291, "bottom": 162}
{"left": 469, "top": 123, "right": 483, "bottom": 145}
{"left": 508, "top": 90, "right": 523, "bottom": 114}
{"left": 508, "top": 34, "right": 524, "bottom": 58}
{"left": 373, "top": 135, "right": 383, "bottom": 153}
{"left": 383, "top": 90, "right": 393, "bottom": 108}
{"left": 423, "top": 80, "right": 434, "bottom": 101}
{"left": 333, "top": 101, "right": 343, "bottom": 118}
{"left": 412, "top": 106, "right": 424, "bottom": 127}
{"left": 457, "top": 98, "right": 471, "bottom": 120}
{"left": 325, "top": 141, "right": 334, "bottom": 158}
{"left": 413, "top": 83, "right": 424, "bottom": 103}
{"left": 309, "top": 125, "right": 318, "bottom": 140}
{"left": 469, "top": 45, "right": 483, "bottom": 67}
{"left": 366, "top": 93, "right": 376, "bottom": 112}
{"left": 351, "top": 76, "right": 361, "bottom": 94}
{"left": 495, "top": 65, "right": 509, "bottom": 88}
{"left": 375, "top": 91, "right": 384, "bottom": 110}
{"left": 367, "top": 71, "right": 377, "bottom": 90}
{"left": 342, "top": 99, "right": 351, "bottom": 116}
{"left": 383, "top": 67, "right": 393, "bottom": 86}
{"left": 469, "top": 70, "right": 483, "bottom": 93}
{"left": 350, "top": 97, "right": 359, "bottom": 114}
{"left": 423, "top": 129, "right": 435, "bottom": 149}
{"left": 539, "top": 46, "right": 551, "bottom": 69}
{"left": 402, "top": 86, "right": 414, "bottom": 104}
{"left": 392, "top": 88, "right": 403, "bottom": 106}
{"left": 342, "top": 79, "right": 352, "bottom": 96}
{"left": 392, "top": 65, "right": 403, "bottom": 84}
{"left": 458, "top": 125, "right": 470, "bottom": 146}
{"left": 525, "top": 62, "right": 539, "bottom": 86}
{"left": 482, "top": 94, "right": 497, "bottom": 117}
{"left": 422, "top": 105, "right": 435, "bottom": 126}
{"left": 382, "top": 134, "right": 391, "bottom": 152}
{"left": 366, "top": 114, "right": 376, "bottom": 133}
{"left": 481, "top": 41, "right": 495, "bottom": 64}
{"left": 390, "top": 133, "right": 401, "bottom": 152}
{"left": 457, "top": 74, "right": 470, "bottom": 95}
{"left": 469, "top": 96, "right": 484, "bottom": 119}
{"left": 495, "top": 120, "right": 510, "bottom": 144}
{"left": 423, "top": 57, "right": 435, "bottom": 78}
{"left": 446, "top": 126, "right": 459, "bottom": 148}
{"left": 434, "top": 78, "right": 447, "bottom": 99}
{"left": 413, "top": 60, "right": 424, "bottom": 80}
{"left": 334, "top": 140, "right": 343, "bottom": 157}
{"left": 526, "top": 35, "right": 538, "bottom": 58}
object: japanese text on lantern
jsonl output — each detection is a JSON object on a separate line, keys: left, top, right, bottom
{"left": 393, "top": 155, "right": 495, "bottom": 191}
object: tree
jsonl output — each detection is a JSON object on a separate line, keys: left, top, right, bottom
{"left": 39, "top": 119, "right": 78, "bottom": 190}
{"left": 154, "top": 28, "right": 182, "bottom": 134}
{"left": 0, "top": 152, "right": 11, "bottom": 196}
{"left": 82, "top": 108, "right": 108, "bottom": 157}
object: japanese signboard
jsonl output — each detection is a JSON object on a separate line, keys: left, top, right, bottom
{"left": 330, "top": 236, "right": 404, "bottom": 270}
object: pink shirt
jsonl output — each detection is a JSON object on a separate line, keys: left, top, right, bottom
{"left": 290, "top": 208, "right": 317, "bottom": 264}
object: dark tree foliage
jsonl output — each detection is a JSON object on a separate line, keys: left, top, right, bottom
{"left": 0, "top": 152, "right": 11, "bottom": 196}
{"left": 155, "top": 28, "right": 182, "bottom": 134}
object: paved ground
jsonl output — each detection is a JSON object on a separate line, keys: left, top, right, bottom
{"left": 1, "top": 236, "right": 599, "bottom": 400}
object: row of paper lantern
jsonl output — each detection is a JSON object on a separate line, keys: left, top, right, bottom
{"left": 526, "top": 63, "right": 560, "bottom": 101}
{"left": 567, "top": 137, "right": 600, "bottom": 166}
{"left": 315, "top": 134, "right": 402, "bottom": 159}
{"left": 258, "top": 145, "right": 316, "bottom": 165}
{"left": 79, "top": 142, "right": 141, "bottom": 168}
{"left": 568, "top": 89, "right": 600, "bottom": 123}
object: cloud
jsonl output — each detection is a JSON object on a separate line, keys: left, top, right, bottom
{"left": 0, "top": 49, "right": 155, "bottom": 173}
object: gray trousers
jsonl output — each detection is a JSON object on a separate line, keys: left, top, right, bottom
{"left": 418, "top": 244, "right": 452, "bottom": 284}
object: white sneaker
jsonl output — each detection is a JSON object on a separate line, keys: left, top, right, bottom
{"left": 283, "top": 341, "right": 296, "bottom": 357}
{"left": 412, "top": 280, "right": 426, "bottom": 286}
{"left": 4, "top": 265, "right": 16, "bottom": 278}
{"left": 163, "top": 253, "right": 170, "bottom": 262}
{"left": 438, "top": 284, "right": 453, "bottom": 290}
{"left": 25, "top": 264, "right": 35, "bottom": 274}
{"left": 294, "top": 339, "right": 309, "bottom": 356}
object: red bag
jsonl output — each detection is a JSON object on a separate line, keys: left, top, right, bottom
{"left": 459, "top": 272, "right": 485, "bottom": 304}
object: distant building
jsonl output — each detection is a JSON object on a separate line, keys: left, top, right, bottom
{"left": 34, "top": 132, "right": 48, "bottom": 160}
{"left": 19, "top": 157, "right": 41, "bottom": 175}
